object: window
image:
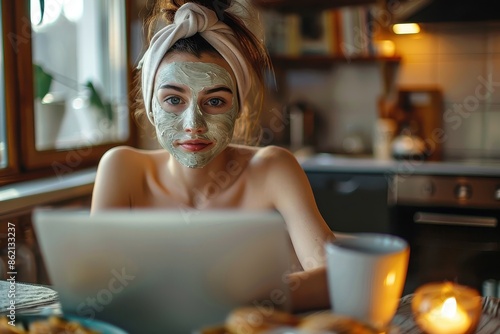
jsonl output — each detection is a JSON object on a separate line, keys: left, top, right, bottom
{"left": 0, "top": 0, "right": 134, "bottom": 184}
{"left": 0, "top": 5, "right": 6, "bottom": 169}
{"left": 31, "top": 0, "right": 129, "bottom": 151}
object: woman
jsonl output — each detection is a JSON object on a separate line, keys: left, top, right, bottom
{"left": 91, "top": 0, "right": 334, "bottom": 312}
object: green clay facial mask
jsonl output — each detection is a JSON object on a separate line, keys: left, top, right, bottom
{"left": 153, "top": 61, "right": 239, "bottom": 168}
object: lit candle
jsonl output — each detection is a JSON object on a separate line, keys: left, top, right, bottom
{"left": 420, "top": 297, "right": 471, "bottom": 334}
{"left": 412, "top": 282, "right": 482, "bottom": 334}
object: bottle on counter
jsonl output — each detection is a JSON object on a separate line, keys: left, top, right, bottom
{"left": 373, "top": 118, "right": 397, "bottom": 160}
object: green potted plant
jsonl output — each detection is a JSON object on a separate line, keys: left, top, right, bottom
{"left": 33, "top": 64, "right": 65, "bottom": 150}
{"left": 34, "top": 64, "right": 114, "bottom": 123}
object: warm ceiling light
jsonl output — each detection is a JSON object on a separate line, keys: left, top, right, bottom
{"left": 393, "top": 23, "right": 421, "bottom": 35}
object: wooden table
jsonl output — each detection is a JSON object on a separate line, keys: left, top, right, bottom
{"left": 1, "top": 281, "right": 500, "bottom": 333}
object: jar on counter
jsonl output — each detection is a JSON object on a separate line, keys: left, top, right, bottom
{"left": 373, "top": 118, "right": 397, "bottom": 160}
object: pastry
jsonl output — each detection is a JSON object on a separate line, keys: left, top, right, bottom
{"left": 225, "top": 307, "right": 299, "bottom": 334}
{"left": 298, "top": 311, "right": 377, "bottom": 334}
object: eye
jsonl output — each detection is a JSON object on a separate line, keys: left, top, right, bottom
{"left": 165, "top": 96, "right": 183, "bottom": 105}
{"left": 206, "top": 98, "right": 225, "bottom": 107}
{"left": 158, "top": 94, "right": 186, "bottom": 114}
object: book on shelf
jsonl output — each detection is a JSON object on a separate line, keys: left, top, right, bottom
{"left": 261, "top": 10, "right": 299, "bottom": 56}
{"left": 339, "top": 5, "right": 376, "bottom": 58}
{"left": 298, "top": 10, "right": 338, "bottom": 56}
{"left": 260, "top": 5, "right": 378, "bottom": 58}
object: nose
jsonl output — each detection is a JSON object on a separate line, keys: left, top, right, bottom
{"left": 182, "top": 104, "right": 207, "bottom": 134}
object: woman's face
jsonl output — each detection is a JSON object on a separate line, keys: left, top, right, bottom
{"left": 153, "top": 52, "right": 239, "bottom": 168}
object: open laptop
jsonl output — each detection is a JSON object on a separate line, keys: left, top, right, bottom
{"left": 33, "top": 208, "right": 293, "bottom": 334}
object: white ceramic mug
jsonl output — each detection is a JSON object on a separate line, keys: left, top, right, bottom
{"left": 325, "top": 233, "right": 410, "bottom": 330}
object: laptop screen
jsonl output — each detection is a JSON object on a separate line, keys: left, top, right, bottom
{"left": 33, "top": 208, "right": 293, "bottom": 333}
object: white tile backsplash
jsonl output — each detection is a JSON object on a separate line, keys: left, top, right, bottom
{"left": 488, "top": 54, "right": 500, "bottom": 103}
{"left": 328, "top": 64, "right": 383, "bottom": 152}
{"left": 286, "top": 69, "right": 333, "bottom": 107}
{"left": 436, "top": 54, "right": 487, "bottom": 103}
{"left": 435, "top": 26, "right": 488, "bottom": 55}
{"left": 486, "top": 24, "right": 500, "bottom": 54}
{"left": 483, "top": 107, "right": 500, "bottom": 158}
{"left": 393, "top": 23, "right": 499, "bottom": 159}
{"left": 397, "top": 55, "right": 438, "bottom": 86}
{"left": 286, "top": 64, "right": 382, "bottom": 152}
{"left": 442, "top": 102, "right": 484, "bottom": 150}
{"left": 443, "top": 111, "right": 485, "bottom": 160}
{"left": 391, "top": 31, "right": 438, "bottom": 55}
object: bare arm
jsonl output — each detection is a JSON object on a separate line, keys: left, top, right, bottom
{"left": 262, "top": 146, "right": 334, "bottom": 268}
{"left": 288, "top": 267, "right": 330, "bottom": 312}
{"left": 258, "top": 146, "right": 334, "bottom": 311}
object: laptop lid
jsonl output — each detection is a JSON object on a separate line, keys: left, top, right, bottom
{"left": 33, "top": 209, "right": 293, "bottom": 334}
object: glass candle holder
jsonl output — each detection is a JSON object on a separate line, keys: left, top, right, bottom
{"left": 412, "top": 282, "right": 482, "bottom": 334}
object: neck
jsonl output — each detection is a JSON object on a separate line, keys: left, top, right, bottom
{"left": 165, "top": 147, "right": 239, "bottom": 208}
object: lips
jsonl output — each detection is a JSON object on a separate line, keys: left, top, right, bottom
{"left": 176, "top": 139, "right": 213, "bottom": 152}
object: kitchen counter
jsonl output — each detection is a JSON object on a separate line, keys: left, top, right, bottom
{"left": 300, "top": 153, "right": 500, "bottom": 177}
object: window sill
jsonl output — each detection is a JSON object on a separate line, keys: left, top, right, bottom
{"left": 0, "top": 167, "right": 96, "bottom": 218}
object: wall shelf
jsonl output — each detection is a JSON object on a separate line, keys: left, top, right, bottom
{"left": 271, "top": 55, "right": 402, "bottom": 69}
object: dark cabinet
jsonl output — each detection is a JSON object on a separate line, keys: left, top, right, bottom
{"left": 306, "top": 172, "right": 390, "bottom": 233}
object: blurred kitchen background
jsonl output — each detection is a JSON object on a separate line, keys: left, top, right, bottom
{"left": 133, "top": 0, "right": 500, "bottom": 163}
{"left": 258, "top": 1, "right": 499, "bottom": 162}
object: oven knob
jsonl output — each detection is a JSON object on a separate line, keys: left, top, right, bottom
{"left": 421, "top": 181, "right": 434, "bottom": 197}
{"left": 455, "top": 184, "right": 472, "bottom": 200}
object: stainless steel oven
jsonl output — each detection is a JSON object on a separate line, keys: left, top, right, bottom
{"left": 388, "top": 174, "right": 500, "bottom": 296}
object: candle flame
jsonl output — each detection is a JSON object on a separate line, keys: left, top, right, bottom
{"left": 441, "top": 297, "right": 458, "bottom": 318}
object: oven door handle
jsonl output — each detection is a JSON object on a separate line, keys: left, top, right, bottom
{"left": 414, "top": 212, "right": 498, "bottom": 227}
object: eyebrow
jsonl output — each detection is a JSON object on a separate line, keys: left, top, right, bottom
{"left": 204, "top": 87, "right": 233, "bottom": 95}
{"left": 158, "top": 84, "right": 233, "bottom": 95}
{"left": 158, "top": 84, "right": 186, "bottom": 93}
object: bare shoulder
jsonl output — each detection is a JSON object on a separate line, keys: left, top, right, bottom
{"left": 227, "top": 144, "right": 299, "bottom": 172}
{"left": 98, "top": 146, "right": 164, "bottom": 171}
{"left": 235, "top": 145, "right": 304, "bottom": 191}
{"left": 92, "top": 146, "right": 164, "bottom": 211}
{"left": 100, "top": 145, "right": 152, "bottom": 164}
{"left": 255, "top": 145, "right": 297, "bottom": 160}
{"left": 250, "top": 145, "right": 301, "bottom": 171}
{"left": 95, "top": 146, "right": 165, "bottom": 189}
